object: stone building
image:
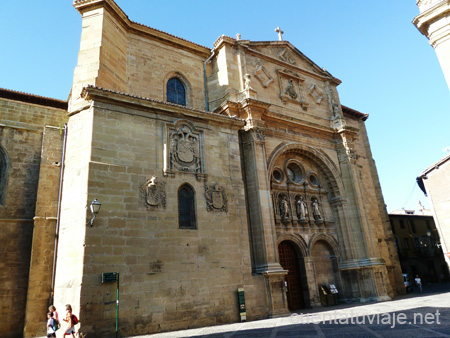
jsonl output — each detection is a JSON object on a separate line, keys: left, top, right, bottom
{"left": 417, "top": 154, "right": 450, "bottom": 275}
{"left": 0, "top": 0, "right": 404, "bottom": 337}
{"left": 389, "top": 205, "right": 449, "bottom": 286}
{"left": 413, "top": 0, "right": 450, "bottom": 91}
{"left": 0, "top": 88, "right": 67, "bottom": 338}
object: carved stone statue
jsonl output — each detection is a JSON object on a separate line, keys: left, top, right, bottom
{"left": 284, "top": 79, "right": 297, "bottom": 99}
{"left": 244, "top": 74, "right": 252, "bottom": 89}
{"left": 312, "top": 198, "right": 322, "bottom": 221}
{"left": 296, "top": 196, "right": 308, "bottom": 220}
{"left": 279, "top": 196, "right": 289, "bottom": 219}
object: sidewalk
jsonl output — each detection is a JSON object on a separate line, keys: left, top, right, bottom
{"left": 128, "top": 283, "right": 450, "bottom": 338}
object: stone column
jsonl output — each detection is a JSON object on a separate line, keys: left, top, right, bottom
{"left": 304, "top": 257, "right": 320, "bottom": 307}
{"left": 239, "top": 98, "right": 289, "bottom": 317}
{"left": 335, "top": 128, "right": 390, "bottom": 302}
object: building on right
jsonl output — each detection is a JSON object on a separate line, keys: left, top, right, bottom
{"left": 389, "top": 204, "right": 449, "bottom": 288}
{"left": 413, "top": 0, "right": 450, "bottom": 92}
{"left": 417, "top": 154, "right": 450, "bottom": 274}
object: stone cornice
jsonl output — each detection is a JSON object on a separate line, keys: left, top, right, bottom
{"left": 79, "top": 86, "right": 245, "bottom": 129}
{"left": 263, "top": 112, "right": 337, "bottom": 138}
{"left": 413, "top": 0, "right": 450, "bottom": 37}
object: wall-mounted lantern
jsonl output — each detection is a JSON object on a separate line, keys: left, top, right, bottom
{"left": 89, "top": 198, "right": 102, "bottom": 227}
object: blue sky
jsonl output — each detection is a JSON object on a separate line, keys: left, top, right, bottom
{"left": 1, "top": 1, "right": 449, "bottom": 212}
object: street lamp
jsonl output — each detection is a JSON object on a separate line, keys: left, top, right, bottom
{"left": 89, "top": 198, "right": 102, "bottom": 227}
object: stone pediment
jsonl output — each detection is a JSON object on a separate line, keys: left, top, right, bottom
{"left": 243, "top": 41, "right": 340, "bottom": 84}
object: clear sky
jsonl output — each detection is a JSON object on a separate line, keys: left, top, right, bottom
{"left": 1, "top": 1, "right": 449, "bottom": 212}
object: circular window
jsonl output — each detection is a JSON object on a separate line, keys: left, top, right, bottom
{"left": 273, "top": 169, "right": 283, "bottom": 182}
{"left": 309, "top": 173, "right": 319, "bottom": 186}
{"left": 286, "top": 162, "right": 303, "bottom": 183}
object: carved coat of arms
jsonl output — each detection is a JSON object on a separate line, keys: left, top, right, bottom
{"left": 205, "top": 184, "right": 228, "bottom": 212}
{"left": 167, "top": 122, "right": 202, "bottom": 174}
{"left": 140, "top": 176, "right": 166, "bottom": 209}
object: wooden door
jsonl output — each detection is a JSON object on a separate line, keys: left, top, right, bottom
{"left": 278, "top": 241, "right": 305, "bottom": 310}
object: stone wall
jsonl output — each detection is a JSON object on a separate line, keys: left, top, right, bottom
{"left": 23, "top": 127, "right": 66, "bottom": 337}
{"left": 423, "top": 158, "right": 450, "bottom": 271}
{"left": 54, "top": 92, "right": 268, "bottom": 337}
{"left": 0, "top": 96, "right": 67, "bottom": 338}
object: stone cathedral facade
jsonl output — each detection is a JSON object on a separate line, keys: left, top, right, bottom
{"left": 0, "top": 1, "right": 404, "bottom": 337}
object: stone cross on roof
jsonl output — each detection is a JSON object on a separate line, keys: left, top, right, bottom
{"left": 275, "top": 27, "right": 284, "bottom": 41}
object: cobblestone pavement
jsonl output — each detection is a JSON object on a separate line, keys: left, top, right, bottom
{"left": 128, "top": 284, "right": 450, "bottom": 338}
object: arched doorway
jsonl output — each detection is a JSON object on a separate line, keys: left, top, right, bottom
{"left": 278, "top": 241, "right": 305, "bottom": 310}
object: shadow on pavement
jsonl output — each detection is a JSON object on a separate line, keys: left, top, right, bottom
{"left": 189, "top": 307, "right": 450, "bottom": 338}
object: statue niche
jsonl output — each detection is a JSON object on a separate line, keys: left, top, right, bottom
{"left": 276, "top": 69, "right": 309, "bottom": 110}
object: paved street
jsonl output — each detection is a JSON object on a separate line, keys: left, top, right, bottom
{"left": 129, "top": 284, "right": 450, "bottom": 338}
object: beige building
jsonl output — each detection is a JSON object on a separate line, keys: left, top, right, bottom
{"left": 413, "top": 0, "right": 450, "bottom": 91}
{"left": 1, "top": 1, "right": 404, "bottom": 337}
{"left": 389, "top": 205, "right": 448, "bottom": 286}
{"left": 417, "top": 154, "right": 450, "bottom": 274}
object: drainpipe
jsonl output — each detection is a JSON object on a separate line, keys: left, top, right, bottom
{"left": 50, "top": 123, "right": 68, "bottom": 305}
{"left": 203, "top": 48, "right": 215, "bottom": 111}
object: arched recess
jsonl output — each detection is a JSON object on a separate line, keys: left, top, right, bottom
{"left": 0, "top": 146, "right": 9, "bottom": 205}
{"left": 308, "top": 233, "right": 342, "bottom": 296}
{"left": 308, "top": 233, "right": 339, "bottom": 257}
{"left": 163, "top": 71, "right": 193, "bottom": 107}
{"left": 267, "top": 142, "right": 344, "bottom": 198}
{"left": 277, "top": 235, "right": 310, "bottom": 310}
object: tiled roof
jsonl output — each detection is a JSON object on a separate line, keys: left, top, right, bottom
{"left": 0, "top": 87, "right": 67, "bottom": 110}
{"left": 342, "top": 105, "right": 368, "bottom": 121}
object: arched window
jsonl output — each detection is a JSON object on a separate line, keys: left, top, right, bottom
{"left": 166, "top": 78, "right": 186, "bottom": 106}
{"left": 178, "top": 184, "right": 196, "bottom": 229}
{"left": 0, "top": 147, "right": 8, "bottom": 205}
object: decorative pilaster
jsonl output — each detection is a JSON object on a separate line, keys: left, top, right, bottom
{"left": 263, "top": 270, "right": 289, "bottom": 317}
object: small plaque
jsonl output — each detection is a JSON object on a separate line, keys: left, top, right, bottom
{"left": 102, "top": 272, "right": 118, "bottom": 283}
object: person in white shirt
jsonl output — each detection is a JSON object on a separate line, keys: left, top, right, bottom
{"left": 415, "top": 275, "right": 422, "bottom": 293}
{"left": 47, "top": 312, "right": 56, "bottom": 338}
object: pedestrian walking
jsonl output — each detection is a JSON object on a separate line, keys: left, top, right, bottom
{"left": 46, "top": 312, "right": 56, "bottom": 338}
{"left": 49, "top": 305, "right": 59, "bottom": 322}
{"left": 415, "top": 275, "right": 423, "bottom": 293}
{"left": 63, "top": 304, "right": 78, "bottom": 337}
